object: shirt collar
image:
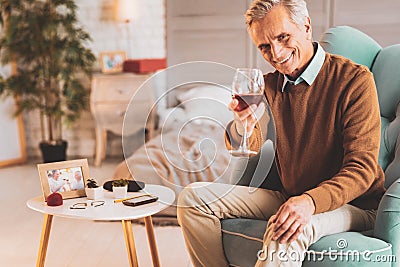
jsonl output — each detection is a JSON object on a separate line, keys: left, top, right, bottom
{"left": 281, "top": 42, "right": 326, "bottom": 92}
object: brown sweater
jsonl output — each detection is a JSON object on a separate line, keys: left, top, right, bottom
{"left": 225, "top": 53, "right": 386, "bottom": 214}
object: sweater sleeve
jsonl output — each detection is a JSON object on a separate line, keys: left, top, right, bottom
{"left": 305, "top": 69, "right": 382, "bottom": 213}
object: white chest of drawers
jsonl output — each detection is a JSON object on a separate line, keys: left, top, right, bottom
{"left": 90, "top": 73, "right": 155, "bottom": 166}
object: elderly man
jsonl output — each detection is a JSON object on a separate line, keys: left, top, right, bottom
{"left": 177, "top": 0, "right": 386, "bottom": 266}
{"left": 48, "top": 170, "right": 67, "bottom": 193}
{"left": 70, "top": 170, "right": 84, "bottom": 190}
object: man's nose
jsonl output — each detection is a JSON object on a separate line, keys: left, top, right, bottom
{"left": 271, "top": 43, "right": 284, "bottom": 61}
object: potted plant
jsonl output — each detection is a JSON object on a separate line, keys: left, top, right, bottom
{"left": 85, "top": 178, "right": 103, "bottom": 200}
{"left": 0, "top": 0, "right": 96, "bottom": 162}
{"left": 112, "top": 178, "right": 129, "bottom": 199}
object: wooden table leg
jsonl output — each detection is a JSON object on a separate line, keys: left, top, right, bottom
{"left": 144, "top": 216, "right": 160, "bottom": 267}
{"left": 101, "top": 130, "right": 107, "bottom": 160}
{"left": 122, "top": 220, "right": 139, "bottom": 267}
{"left": 36, "top": 214, "right": 53, "bottom": 267}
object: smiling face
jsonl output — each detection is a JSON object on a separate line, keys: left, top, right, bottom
{"left": 75, "top": 171, "right": 82, "bottom": 181}
{"left": 52, "top": 170, "right": 60, "bottom": 180}
{"left": 249, "top": 5, "right": 314, "bottom": 79}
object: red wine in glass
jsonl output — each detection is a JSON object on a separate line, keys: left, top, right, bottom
{"left": 233, "top": 93, "right": 263, "bottom": 112}
{"left": 229, "top": 68, "right": 265, "bottom": 157}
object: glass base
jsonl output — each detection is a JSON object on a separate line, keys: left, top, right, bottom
{"left": 228, "top": 149, "right": 258, "bottom": 157}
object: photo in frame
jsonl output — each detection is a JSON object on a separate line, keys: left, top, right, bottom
{"left": 37, "top": 159, "right": 90, "bottom": 200}
{"left": 99, "top": 51, "right": 126, "bottom": 74}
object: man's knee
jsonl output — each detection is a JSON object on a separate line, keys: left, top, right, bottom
{"left": 177, "top": 182, "right": 208, "bottom": 207}
{"left": 177, "top": 182, "right": 208, "bottom": 225}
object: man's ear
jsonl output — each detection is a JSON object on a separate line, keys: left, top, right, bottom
{"left": 304, "top": 16, "right": 312, "bottom": 40}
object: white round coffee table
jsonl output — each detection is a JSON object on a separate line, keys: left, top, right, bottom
{"left": 27, "top": 184, "right": 175, "bottom": 267}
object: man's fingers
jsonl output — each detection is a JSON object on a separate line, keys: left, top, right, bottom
{"left": 228, "top": 99, "right": 239, "bottom": 111}
{"left": 272, "top": 215, "right": 294, "bottom": 241}
{"left": 253, "top": 102, "right": 266, "bottom": 120}
{"left": 278, "top": 221, "right": 301, "bottom": 244}
{"left": 271, "top": 207, "right": 290, "bottom": 235}
{"left": 230, "top": 100, "right": 266, "bottom": 134}
{"left": 270, "top": 195, "right": 315, "bottom": 244}
{"left": 272, "top": 203, "right": 291, "bottom": 228}
{"left": 236, "top": 106, "right": 256, "bottom": 121}
{"left": 287, "top": 224, "right": 304, "bottom": 244}
{"left": 231, "top": 101, "right": 263, "bottom": 121}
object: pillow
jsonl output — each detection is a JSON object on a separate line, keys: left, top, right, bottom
{"left": 176, "top": 84, "right": 231, "bottom": 105}
{"left": 176, "top": 84, "right": 233, "bottom": 126}
{"left": 158, "top": 106, "right": 187, "bottom": 132}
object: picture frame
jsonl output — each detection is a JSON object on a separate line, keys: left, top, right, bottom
{"left": 99, "top": 51, "right": 126, "bottom": 74}
{"left": 37, "top": 159, "right": 90, "bottom": 200}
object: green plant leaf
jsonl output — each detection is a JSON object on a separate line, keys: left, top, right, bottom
{"left": 0, "top": 0, "right": 95, "bottom": 142}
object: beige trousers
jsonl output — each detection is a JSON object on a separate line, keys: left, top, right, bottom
{"left": 177, "top": 182, "right": 376, "bottom": 267}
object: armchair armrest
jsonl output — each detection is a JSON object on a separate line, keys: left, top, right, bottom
{"left": 229, "top": 140, "right": 277, "bottom": 189}
{"left": 374, "top": 177, "right": 400, "bottom": 264}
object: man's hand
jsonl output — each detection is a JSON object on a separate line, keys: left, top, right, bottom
{"left": 270, "top": 194, "right": 315, "bottom": 244}
{"left": 228, "top": 98, "right": 265, "bottom": 134}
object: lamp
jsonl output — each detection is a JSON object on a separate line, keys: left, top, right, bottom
{"left": 117, "top": 0, "right": 137, "bottom": 58}
{"left": 115, "top": 0, "right": 167, "bottom": 74}
{"left": 117, "top": 0, "right": 136, "bottom": 24}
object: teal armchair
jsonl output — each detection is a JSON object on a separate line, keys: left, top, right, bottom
{"left": 221, "top": 26, "right": 400, "bottom": 266}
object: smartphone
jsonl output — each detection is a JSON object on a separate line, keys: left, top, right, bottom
{"left": 122, "top": 195, "right": 159, "bottom": 207}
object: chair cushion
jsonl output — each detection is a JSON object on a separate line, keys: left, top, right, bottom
{"left": 372, "top": 45, "right": 400, "bottom": 187}
{"left": 375, "top": 178, "right": 400, "bottom": 262}
{"left": 372, "top": 45, "right": 400, "bottom": 120}
{"left": 222, "top": 219, "right": 392, "bottom": 267}
{"left": 379, "top": 117, "right": 392, "bottom": 171}
{"left": 222, "top": 219, "right": 265, "bottom": 266}
{"left": 320, "top": 26, "right": 381, "bottom": 69}
{"left": 305, "top": 232, "right": 392, "bottom": 267}
{"left": 378, "top": 117, "right": 393, "bottom": 170}
{"left": 382, "top": 105, "right": 400, "bottom": 187}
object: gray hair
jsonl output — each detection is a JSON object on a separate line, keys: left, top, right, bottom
{"left": 245, "top": 0, "right": 309, "bottom": 28}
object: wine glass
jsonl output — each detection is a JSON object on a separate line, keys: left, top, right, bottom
{"left": 229, "top": 68, "right": 265, "bottom": 157}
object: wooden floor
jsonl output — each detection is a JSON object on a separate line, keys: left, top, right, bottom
{"left": 0, "top": 159, "right": 192, "bottom": 267}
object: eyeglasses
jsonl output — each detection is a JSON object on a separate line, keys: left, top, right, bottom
{"left": 70, "top": 200, "right": 105, "bottom": 209}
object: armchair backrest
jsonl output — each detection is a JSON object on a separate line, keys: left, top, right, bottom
{"left": 320, "top": 26, "right": 400, "bottom": 188}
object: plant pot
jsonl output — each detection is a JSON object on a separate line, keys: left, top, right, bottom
{"left": 39, "top": 140, "right": 68, "bottom": 163}
{"left": 85, "top": 187, "right": 104, "bottom": 200}
{"left": 113, "top": 185, "right": 128, "bottom": 199}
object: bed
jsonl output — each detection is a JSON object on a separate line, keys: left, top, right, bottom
{"left": 113, "top": 79, "right": 238, "bottom": 217}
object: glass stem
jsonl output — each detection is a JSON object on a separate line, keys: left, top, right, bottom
{"left": 240, "top": 120, "right": 248, "bottom": 151}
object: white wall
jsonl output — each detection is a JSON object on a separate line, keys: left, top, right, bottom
{"left": 22, "top": 0, "right": 166, "bottom": 159}
{"left": 77, "top": 0, "right": 165, "bottom": 61}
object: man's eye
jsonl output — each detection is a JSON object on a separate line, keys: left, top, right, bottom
{"left": 278, "top": 34, "right": 289, "bottom": 41}
{"left": 259, "top": 44, "right": 270, "bottom": 52}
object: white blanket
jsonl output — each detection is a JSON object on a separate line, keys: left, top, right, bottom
{"left": 113, "top": 85, "right": 237, "bottom": 216}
